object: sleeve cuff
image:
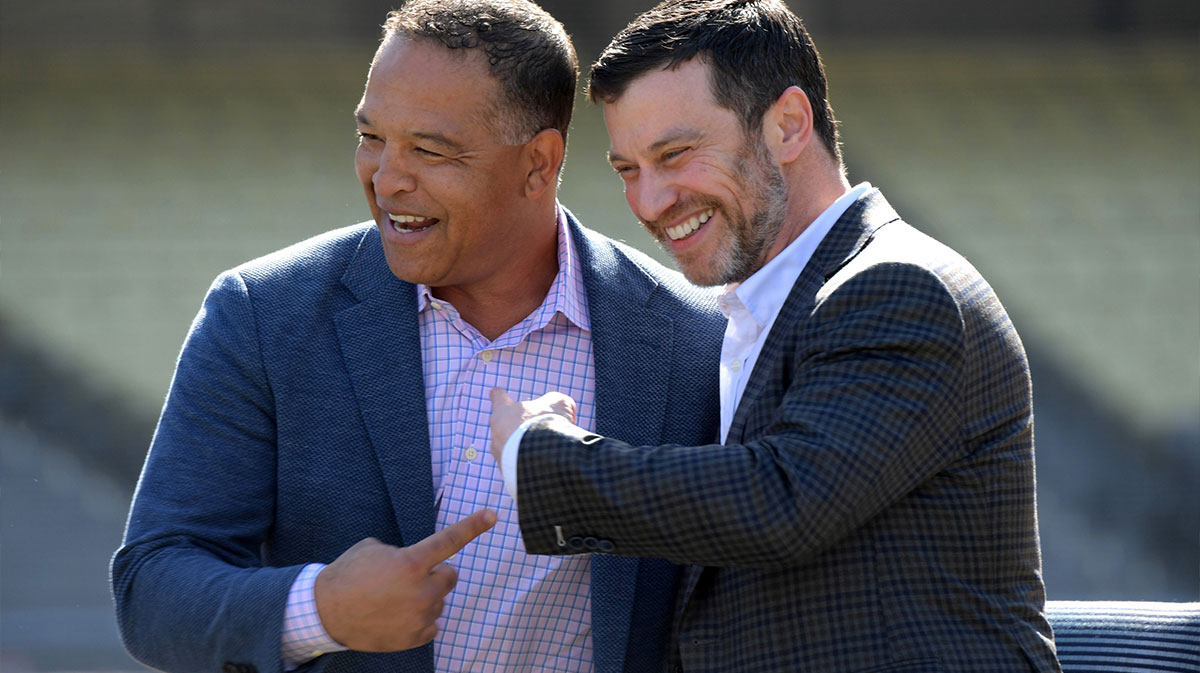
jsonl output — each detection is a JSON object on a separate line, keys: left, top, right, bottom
{"left": 281, "top": 563, "right": 348, "bottom": 668}
{"left": 500, "top": 413, "right": 562, "bottom": 504}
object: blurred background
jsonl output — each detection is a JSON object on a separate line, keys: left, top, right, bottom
{"left": 1, "top": 0, "right": 1197, "bottom": 669}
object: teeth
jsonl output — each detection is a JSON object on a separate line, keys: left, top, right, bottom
{"left": 666, "top": 209, "right": 714, "bottom": 241}
{"left": 389, "top": 213, "right": 427, "bottom": 224}
{"left": 388, "top": 213, "right": 434, "bottom": 233}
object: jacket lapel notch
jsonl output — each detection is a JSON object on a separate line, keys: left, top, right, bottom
{"left": 335, "top": 231, "right": 436, "bottom": 546}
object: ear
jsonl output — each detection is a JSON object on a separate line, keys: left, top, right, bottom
{"left": 522, "top": 128, "right": 566, "bottom": 199}
{"left": 763, "top": 86, "right": 813, "bottom": 165}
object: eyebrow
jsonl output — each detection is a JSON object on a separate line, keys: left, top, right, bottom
{"left": 608, "top": 127, "right": 704, "bottom": 165}
{"left": 355, "top": 109, "right": 466, "bottom": 153}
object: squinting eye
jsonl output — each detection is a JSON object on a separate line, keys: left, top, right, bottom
{"left": 662, "top": 147, "right": 688, "bottom": 161}
{"left": 414, "top": 147, "right": 445, "bottom": 159}
{"left": 357, "top": 131, "right": 380, "bottom": 143}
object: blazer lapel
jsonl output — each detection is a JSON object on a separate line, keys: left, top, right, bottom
{"left": 574, "top": 220, "right": 673, "bottom": 448}
{"left": 570, "top": 212, "right": 673, "bottom": 673}
{"left": 333, "top": 227, "right": 436, "bottom": 547}
{"left": 682, "top": 190, "right": 901, "bottom": 611}
{"left": 725, "top": 189, "right": 900, "bottom": 444}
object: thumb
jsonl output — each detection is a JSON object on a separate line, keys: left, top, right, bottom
{"left": 489, "top": 387, "right": 515, "bottom": 409}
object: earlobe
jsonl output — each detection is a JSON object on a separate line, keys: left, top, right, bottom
{"left": 769, "top": 86, "right": 813, "bottom": 165}
{"left": 523, "top": 128, "right": 565, "bottom": 198}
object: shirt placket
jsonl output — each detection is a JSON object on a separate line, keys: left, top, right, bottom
{"left": 436, "top": 303, "right": 502, "bottom": 524}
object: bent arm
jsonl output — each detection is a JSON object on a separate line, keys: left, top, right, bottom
{"left": 112, "top": 271, "right": 299, "bottom": 672}
{"left": 517, "top": 264, "right": 970, "bottom": 567}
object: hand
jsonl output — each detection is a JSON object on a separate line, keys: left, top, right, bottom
{"left": 488, "top": 388, "right": 577, "bottom": 464}
{"left": 313, "top": 509, "right": 497, "bottom": 651}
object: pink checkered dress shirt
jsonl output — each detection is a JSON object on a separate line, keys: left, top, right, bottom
{"left": 282, "top": 208, "right": 596, "bottom": 671}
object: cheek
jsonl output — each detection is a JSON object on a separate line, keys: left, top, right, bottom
{"left": 354, "top": 147, "right": 377, "bottom": 187}
{"left": 623, "top": 183, "right": 638, "bottom": 211}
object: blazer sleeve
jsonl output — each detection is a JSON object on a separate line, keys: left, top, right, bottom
{"left": 111, "top": 270, "right": 301, "bottom": 673}
{"left": 516, "top": 261, "right": 976, "bottom": 568}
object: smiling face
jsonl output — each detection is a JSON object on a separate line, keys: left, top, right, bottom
{"left": 604, "top": 59, "right": 789, "bottom": 287}
{"left": 354, "top": 37, "right": 549, "bottom": 294}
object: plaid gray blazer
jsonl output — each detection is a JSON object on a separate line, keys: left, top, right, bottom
{"left": 517, "top": 190, "right": 1062, "bottom": 673}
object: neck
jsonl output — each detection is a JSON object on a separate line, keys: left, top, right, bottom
{"left": 432, "top": 209, "right": 560, "bottom": 342}
{"left": 764, "top": 159, "right": 851, "bottom": 265}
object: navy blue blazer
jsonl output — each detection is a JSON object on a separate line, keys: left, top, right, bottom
{"left": 112, "top": 209, "right": 724, "bottom": 673}
{"left": 516, "top": 191, "right": 1061, "bottom": 672}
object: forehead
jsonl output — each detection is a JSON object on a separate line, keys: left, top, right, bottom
{"left": 602, "top": 59, "right": 739, "bottom": 155}
{"left": 359, "top": 37, "right": 499, "bottom": 137}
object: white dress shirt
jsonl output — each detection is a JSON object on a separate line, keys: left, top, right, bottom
{"left": 499, "top": 183, "right": 870, "bottom": 501}
{"left": 717, "top": 182, "right": 869, "bottom": 441}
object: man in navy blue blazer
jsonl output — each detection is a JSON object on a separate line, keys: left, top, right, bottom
{"left": 491, "top": 1, "right": 1061, "bottom": 671}
{"left": 110, "top": 2, "right": 723, "bottom": 672}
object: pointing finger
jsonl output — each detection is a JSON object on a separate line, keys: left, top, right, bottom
{"left": 407, "top": 509, "right": 497, "bottom": 569}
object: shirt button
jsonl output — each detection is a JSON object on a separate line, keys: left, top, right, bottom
{"left": 464, "top": 447, "right": 478, "bottom": 461}
{"left": 480, "top": 350, "right": 494, "bottom": 363}
{"left": 430, "top": 301, "right": 443, "bottom": 310}
{"left": 729, "top": 359, "right": 742, "bottom": 372}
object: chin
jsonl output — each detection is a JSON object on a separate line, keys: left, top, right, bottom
{"left": 677, "top": 264, "right": 725, "bottom": 287}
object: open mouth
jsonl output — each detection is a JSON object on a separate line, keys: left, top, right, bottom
{"left": 388, "top": 213, "right": 438, "bottom": 233}
{"left": 665, "top": 208, "right": 714, "bottom": 241}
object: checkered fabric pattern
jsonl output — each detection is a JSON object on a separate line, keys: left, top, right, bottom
{"left": 418, "top": 214, "right": 596, "bottom": 672}
{"left": 281, "top": 564, "right": 330, "bottom": 662}
{"left": 282, "top": 211, "right": 598, "bottom": 671}
{"left": 111, "top": 206, "right": 724, "bottom": 673}
{"left": 516, "top": 190, "right": 1062, "bottom": 672}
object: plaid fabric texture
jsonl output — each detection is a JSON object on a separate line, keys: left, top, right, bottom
{"left": 281, "top": 212, "right": 598, "bottom": 671}
{"left": 112, "top": 204, "right": 723, "bottom": 673}
{"left": 417, "top": 213, "right": 597, "bottom": 672}
{"left": 517, "top": 190, "right": 1062, "bottom": 673}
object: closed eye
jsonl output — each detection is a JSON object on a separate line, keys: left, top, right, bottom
{"left": 414, "top": 146, "right": 446, "bottom": 159}
{"left": 661, "top": 147, "right": 690, "bottom": 162}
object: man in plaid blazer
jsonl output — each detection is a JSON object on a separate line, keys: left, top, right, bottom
{"left": 490, "top": 1, "right": 1062, "bottom": 671}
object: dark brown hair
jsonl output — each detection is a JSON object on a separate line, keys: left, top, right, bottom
{"left": 588, "top": 0, "right": 841, "bottom": 163}
{"left": 384, "top": 0, "right": 578, "bottom": 144}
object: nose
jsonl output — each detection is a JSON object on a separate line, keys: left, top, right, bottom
{"left": 371, "top": 146, "right": 418, "bottom": 196}
{"left": 627, "top": 169, "right": 679, "bottom": 226}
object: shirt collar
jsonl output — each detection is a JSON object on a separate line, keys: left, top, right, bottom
{"left": 722, "top": 182, "right": 871, "bottom": 331}
{"left": 416, "top": 204, "right": 590, "bottom": 332}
